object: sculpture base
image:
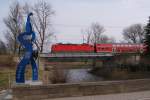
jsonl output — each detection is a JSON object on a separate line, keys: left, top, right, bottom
{"left": 15, "top": 80, "right": 42, "bottom": 86}
{"left": 25, "top": 80, "right": 42, "bottom": 85}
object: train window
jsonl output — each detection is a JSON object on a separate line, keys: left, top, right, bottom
{"left": 112, "top": 48, "right": 116, "bottom": 52}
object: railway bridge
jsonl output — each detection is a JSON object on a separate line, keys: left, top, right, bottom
{"left": 39, "top": 52, "right": 141, "bottom": 69}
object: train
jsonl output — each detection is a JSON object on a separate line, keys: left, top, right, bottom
{"left": 51, "top": 43, "right": 145, "bottom": 53}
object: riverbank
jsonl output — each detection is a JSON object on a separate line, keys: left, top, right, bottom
{"left": 90, "top": 67, "right": 150, "bottom": 80}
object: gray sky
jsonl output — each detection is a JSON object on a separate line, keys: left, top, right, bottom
{"left": 0, "top": 0, "right": 150, "bottom": 43}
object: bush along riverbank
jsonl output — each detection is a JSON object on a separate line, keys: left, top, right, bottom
{"left": 89, "top": 63, "right": 150, "bottom": 80}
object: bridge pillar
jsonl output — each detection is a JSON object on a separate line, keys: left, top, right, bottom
{"left": 39, "top": 58, "right": 52, "bottom": 84}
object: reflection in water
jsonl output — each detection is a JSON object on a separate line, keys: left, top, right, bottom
{"left": 66, "top": 69, "right": 103, "bottom": 83}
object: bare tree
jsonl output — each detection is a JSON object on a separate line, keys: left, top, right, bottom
{"left": 99, "top": 35, "right": 116, "bottom": 43}
{"left": 3, "top": 2, "right": 24, "bottom": 54}
{"left": 0, "top": 40, "right": 7, "bottom": 54}
{"left": 32, "top": 0, "right": 55, "bottom": 53}
{"left": 123, "top": 24, "right": 145, "bottom": 43}
{"left": 83, "top": 22, "right": 105, "bottom": 44}
{"left": 83, "top": 22, "right": 115, "bottom": 44}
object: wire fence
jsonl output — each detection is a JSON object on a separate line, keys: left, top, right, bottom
{"left": 0, "top": 71, "right": 15, "bottom": 91}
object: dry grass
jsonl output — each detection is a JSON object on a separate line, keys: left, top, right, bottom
{"left": 109, "top": 69, "right": 129, "bottom": 80}
{"left": 0, "top": 55, "right": 16, "bottom": 68}
{"left": 0, "top": 69, "right": 15, "bottom": 90}
{"left": 0, "top": 55, "right": 16, "bottom": 90}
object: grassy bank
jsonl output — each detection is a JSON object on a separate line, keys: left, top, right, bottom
{"left": 0, "top": 68, "right": 43, "bottom": 90}
{"left": 0, "top": 69, "right": 15, "bottom": 90}
{"left": 90, "top": 66, "right": 150, "bottom": 80}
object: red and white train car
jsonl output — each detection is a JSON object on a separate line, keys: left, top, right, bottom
{"left": 96, "top": 43, "right": 144, "bottom": 53}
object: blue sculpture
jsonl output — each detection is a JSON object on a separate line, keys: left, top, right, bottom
{"left": 16, "top": 13, "right": 38, "bottom": 83}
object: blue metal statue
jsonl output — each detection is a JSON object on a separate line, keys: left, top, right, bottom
{"left": 16, "top": 13, "right": 38, "bottom": 83}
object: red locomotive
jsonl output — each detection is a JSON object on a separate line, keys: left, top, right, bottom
{"left": 51, "top": 43, "right": 144, "bottom": 53}
{"left": 51, "top": 43, "right": 94, "bottom": 53}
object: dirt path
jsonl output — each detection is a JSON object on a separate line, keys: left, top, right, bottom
{"left": 46, "top": 91, "right": 150, "bottom": 100}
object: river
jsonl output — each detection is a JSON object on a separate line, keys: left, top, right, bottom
{"left": 66, "top": 69, "right": 103, "bottom": 83}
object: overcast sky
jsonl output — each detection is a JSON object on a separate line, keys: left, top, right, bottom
{"left": 0, "top": 0, "right": 150, "bottom": 43}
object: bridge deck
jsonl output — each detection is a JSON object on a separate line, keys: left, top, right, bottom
{"left": 40, "top": 53, "right": 113, "bottom": 58}
{"left": 39, "top": 53, "right": 141, "bottom": 62}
